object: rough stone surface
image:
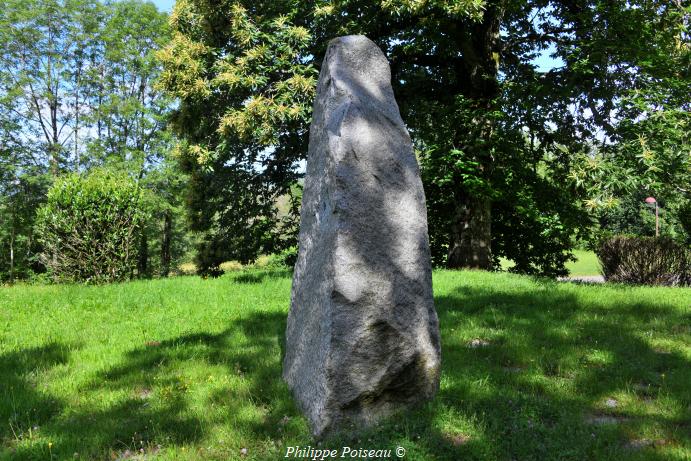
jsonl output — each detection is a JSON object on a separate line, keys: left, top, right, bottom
{"left": 282, "top": 35, "right": 441, "bottom": 437}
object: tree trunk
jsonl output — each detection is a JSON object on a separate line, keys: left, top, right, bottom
{"left": 447, "top": 194, "right": 491, "bottom": 269}
{"left": 74, "top": 62, "right": 81, "bottom": 171}
{"left": 446, "top": 0, "right": 503, "bottom": 270}
{"left": 138, "top": 232, "right": 148, "bottom": 277}
{"left": 9, "top": 226, "right": 15, "bottom": 284}
{"left": 160, "top": 210, "right": 172, "bottom": 277}
{"left": 50, "top": 82, "right": 60, "bottom": 176}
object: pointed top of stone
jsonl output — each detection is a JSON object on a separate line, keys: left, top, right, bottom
{"left": 319, "top": 35, "right": 404, "bottom": 127}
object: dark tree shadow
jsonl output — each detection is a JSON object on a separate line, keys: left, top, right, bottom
{"left": 4, "top": 309, "right": 301, "bottom": 460}
{"left": 373, "top": 283, "right": 691, "bottom": 461}
{"left": 0, "top": 344, "right": 71, "bottom": 458}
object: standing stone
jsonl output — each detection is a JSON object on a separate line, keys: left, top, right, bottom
{"left": 283, "top": 35, "right": 441, "bottom": 437}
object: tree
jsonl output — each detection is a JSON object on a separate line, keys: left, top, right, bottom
{"left": 0, "top": 62, "right": 51, "bottom": 282}
{"left": 563, "top": 1, "right": 690, "bottom": 242}
{"left": 138, "top": 159, "right": 192, "bottom": 277}
{"left": 0, "top": 0, "right": 186, "bottom": 281}
{"left": 0, "top": 0, "right": 105, "bottom": 175}
{"left": 158, "top": 1, "right": 315, "bottom": 274}
{"left": 0, "top": 171, "right": 49, "bottom": 282}
{"left": 319, "top": 0, "right": 690, "bottom": 271}
{"left": 160, "top": 0, "right": 689, "bottom": 275}
{"left": 86, "top": 0, "right": 172, "bottom": 177}
{"left": 89, "top": 0, "right": 186, "bottom": 277}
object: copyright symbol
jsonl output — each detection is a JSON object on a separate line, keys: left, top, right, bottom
{"left": 395, "top": 446, "right": 405, "bottom": 458}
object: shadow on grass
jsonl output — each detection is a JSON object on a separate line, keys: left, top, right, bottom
{"left": 4, "top": 310, "right": 298, "bottom": 460}
{"left": 410, "top": 284, "right": 690, "bottom": 461}
{"left": 323, "top": 283, "right": 690, "bottom": 460}
{"left": 3, "top": 280, "right": 689, "bottom": 460}
{"left": 0, "top": 344, "right": 76, "bottom": 460}
{"left": 0, "top": 344, "right": 70, "bottom": 440}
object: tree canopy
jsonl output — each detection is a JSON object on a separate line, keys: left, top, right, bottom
{"left": 158, "top": 0, "right": 689, "bottom": 276}
{"left": 1, "top": 0, "right": 687, "bottom": 281}
{"left": 0, "top": 0, "right": 185, "bottom": 282}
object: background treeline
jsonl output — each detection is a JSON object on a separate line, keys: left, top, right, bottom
{"left": 157, "top": 0, "right": 690, "bottom": 276}
{"left": 0, "top": 0, "right": 192, "bottom": 282}
{"left": 1, "top": 0, "right": 689, "bottom": 283}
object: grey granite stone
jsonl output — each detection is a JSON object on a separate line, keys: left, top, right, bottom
{"left": 283, "top": 35, "right": 441, "bottom": 437}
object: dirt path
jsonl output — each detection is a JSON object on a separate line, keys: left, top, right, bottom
{"left": 558, "top": 275, "right": 605, "bottom": 283}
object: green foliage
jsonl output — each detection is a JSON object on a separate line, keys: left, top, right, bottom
{"left": 35, "top": 171, "right": 147, "bottom": 283}
{"left": 0, "top": 0, "right": 181, "bottom": 282}
{"left": 158, "top": 1, "right": 315, "bottom": 274}
{"left": 553, "top": 1, "right": 690, "bottom": 244}
{"left": 159, "top": 0, "right": 589, "bottom": 276}
{"left": 136, "top": 162, "right": 195, "bottom": 278}
{"left": 0, "top": 171, "right": 50, "bottom": 282}
{"left": 499, "top": 0, "right": 690, "bottom": 258}
{"left": 265, "top": 246, "right": 298, "bottom": 269}
{"left": 596, "top": 193, "right": 657, "bottom": 238}
{"left": 678, "top": 200, "right": 691, "bottom": 245}
{"left": 420, "top": 98, "right": 585, "bottom": 275}
{"left": 1, "top": 271, "right": 689, "bottom": 459}
{"left": 3, "top": 0, "right": 683, "bottom": 280}
{"left": 161, "top": 0, "right": 691, "bottom": 276}
{"left": 593, "top": 192, "right": 688, "bottom": 244}
{"left": 597, "top": 235, "right": 690, "bottom": 286}
{"left": 491, "top": 176, "right": 581, "bottom": 278}
{"left": 0, "top": 0, "right": 172, "bottom": 173}
{"left": 86, "top": 0, "right": 172, "bottom": 172}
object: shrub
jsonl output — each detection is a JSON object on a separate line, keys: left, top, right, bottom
{"left": 275, "top": 246, "right": 298, "bottom": 268}
{"left": 596, "top": 235, "right": 690, "bottom": 286}
{"left": 219, "top": 260, "right": 243, "bottom": 272}
{"left": 261, "top": 247, "right": 298, "bottom": 269}
{"left": 35, "top": 171, "right": 147, "bottom": 283}
{"left": 177, "top": 262, "right": 197, "bottom": 275}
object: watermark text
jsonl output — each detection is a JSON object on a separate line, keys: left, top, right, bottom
{"left": 284, "top": 445, "right": 405, "bottom": 459}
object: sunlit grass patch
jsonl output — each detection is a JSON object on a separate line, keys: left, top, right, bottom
{"left": 1, "top": 270, "right": 688, "bottom": 460}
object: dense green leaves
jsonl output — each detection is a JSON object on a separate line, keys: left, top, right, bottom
{"left": 159, "top": 0, "right": 690, "bottom": 275}
{"left": 3, "top": 0, "right": 688, "bottom": 280}
{"left": 0, "top": 170, "right": 49, "bottom": 282}
{"left": 0, "top": 0, "right": 172, "bottom": 173}
{"left": 35, "top": 171, "right": 147, "bottom": 283}
{"left": 158, "top": 1, "right": 315, "bottom": 273}
{"left": 503, "top": 0, "right": 690, "bottom": 245}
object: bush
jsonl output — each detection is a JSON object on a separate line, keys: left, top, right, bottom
{"left": 596, "top": 235, "right": 690, "bottom": 286}
{"left": 177, "top": 262, "right": 197, "bottom": 275}
{"left": 35, "top": 171, "right": 147, "bottom": 283}
{"left": 262, "top": 247, "right": 298, "bottom": 269}
{"left": 219, "top": 260, "right": 243, "bottom": 272}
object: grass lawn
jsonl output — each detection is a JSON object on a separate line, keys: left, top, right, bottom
{"left": 1, "top": 270, "right": 689, "bottom": 460}
{"left": 500, "top": 250, "right": 602, "bottom": 277}
{"left": 566, "top": 250, "right": 601, "bottom": 277}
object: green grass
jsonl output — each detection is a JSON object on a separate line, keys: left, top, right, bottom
{"left": 1, "top": 270, "right": 689, "bottom": 460}
{"left": 566, "top": 250, "right": 601, "bottom": 276}
{"left": 500, "top": 250, "right": 601, "bottom": 276}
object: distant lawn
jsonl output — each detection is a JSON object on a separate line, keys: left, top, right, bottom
{"left": 566, "top": 250, "right": 601, "bottom": 276}
{"left": 1, "top": 270, "right": 689, "bottom": 460}
{"left": 501, "top": 250, "right": 601, "bottom": 276}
